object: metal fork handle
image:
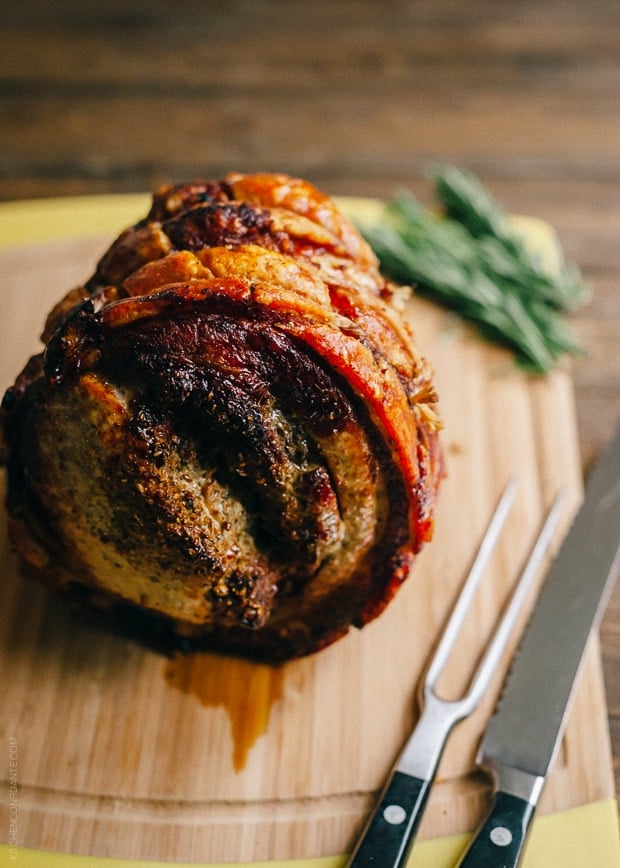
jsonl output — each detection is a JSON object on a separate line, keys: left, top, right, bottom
{"left": 396, "top": 686, "right": 470, "bottom": 780}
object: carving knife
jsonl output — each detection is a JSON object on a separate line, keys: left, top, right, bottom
{"left": 457, "top": 422, "right": 620, "bottom": 868}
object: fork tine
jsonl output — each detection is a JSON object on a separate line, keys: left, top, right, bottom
{"left": 460, "top": 488, "right": 567, "bottom": 714}
{"left": 424, "top": 477, "right": 518, "bottom": 691}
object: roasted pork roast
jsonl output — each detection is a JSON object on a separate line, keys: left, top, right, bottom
{"left": 1, "top": 173, "right": 442, "bottom": 661}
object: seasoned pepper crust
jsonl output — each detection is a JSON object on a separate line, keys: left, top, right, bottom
{"left": 1, "top": 172, "right": 442, "bottom": 661}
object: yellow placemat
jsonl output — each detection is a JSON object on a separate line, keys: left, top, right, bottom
{"left": 0, "top": 194, "right": 150, "bottom": 250}
{"left": 1, "top": 800, "right": 618, "bottom": 867}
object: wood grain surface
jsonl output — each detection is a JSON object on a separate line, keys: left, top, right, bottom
{"left": 0, "top": 228, "right": 615, "bottom": 861}
{"left": 1, "top": 0, "right": 619, "bottom": 847}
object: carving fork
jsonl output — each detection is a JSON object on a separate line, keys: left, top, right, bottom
{"left": 347, "top": 479, "right": 566, "bottom": 868}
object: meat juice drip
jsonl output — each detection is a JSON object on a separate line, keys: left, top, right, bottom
{"left": 163, "top": 652, "right": 285, "bottom": 771}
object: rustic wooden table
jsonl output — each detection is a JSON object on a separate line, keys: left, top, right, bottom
{"left": 2, "top": 0, "right": 619, "bottom": 800}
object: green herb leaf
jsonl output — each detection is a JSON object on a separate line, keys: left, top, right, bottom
{"left": 430, "top": 165, "right": 587, "bottom": 311}
{"left": 355, "top": 166, "right": 588, "bottom": 374}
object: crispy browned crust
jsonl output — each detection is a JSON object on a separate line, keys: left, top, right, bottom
{"left": 1, "top": 172, "right": 442, "bottom": 661}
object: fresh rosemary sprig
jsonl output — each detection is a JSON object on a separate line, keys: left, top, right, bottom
{"left": 357, "top": 166, "right": 587, "bottom": 373}
{"left": 431, "top": 165, "right": 586, "bottom": 312}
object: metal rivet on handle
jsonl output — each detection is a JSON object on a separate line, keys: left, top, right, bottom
{"left": 490, "top": 826, "right": 513, "bottom": 847}
{"left": 383, "top": 804, "right": 407, "bottom": 825}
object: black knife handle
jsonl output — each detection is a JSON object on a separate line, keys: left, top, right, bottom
{"left": 347, "top": 770, "right": 431, "bottom": 868}
{"left": 456, "top": 790, "right": 536, "bottom": 868}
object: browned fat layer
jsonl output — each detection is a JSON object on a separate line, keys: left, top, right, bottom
{"left": 86, "top": 223, "right": 172, "bottom": 292}
{"left": 44, "top": 300, "right": 100, "bottom": 387}
{"left": 162, "top": 202, "right": 291, "bottom": 255}
{"left": 147, "top": 180, "right": 236, "bottom": 221}
{"left": 49, "top": 293, "right": 356, "bottom": 440}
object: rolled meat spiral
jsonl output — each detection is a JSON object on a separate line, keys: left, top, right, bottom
{"left": 1, "top": 173, "right": 442, "bottom": 661}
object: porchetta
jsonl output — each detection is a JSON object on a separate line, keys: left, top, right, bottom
{"left": 0, "top": 172, "right": 442, "bottom": 661}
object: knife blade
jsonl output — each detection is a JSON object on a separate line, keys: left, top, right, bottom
{"left": 457, "top": 422, "right": 620, "bottom": 868}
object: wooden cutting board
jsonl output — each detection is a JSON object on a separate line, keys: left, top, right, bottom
{"left": 0, "top": 217, "right": 615, "bottom": 863}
